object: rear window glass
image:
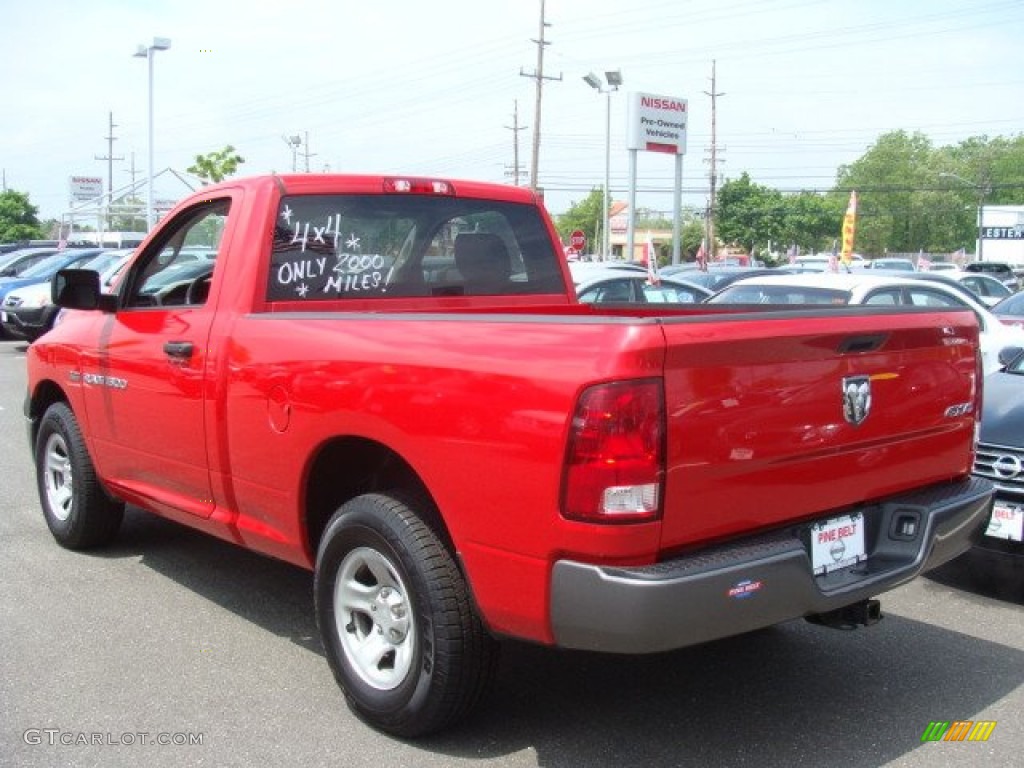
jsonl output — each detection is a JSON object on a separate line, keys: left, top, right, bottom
{"left": 267, "top": 195, "right": 564, "bottom": 301}
{"left": 965, "top": 263, "right": 1012, "bottom": 275}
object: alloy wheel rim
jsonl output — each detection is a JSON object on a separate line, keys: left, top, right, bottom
{"left": 333, "top": 546, "right": 416, "bottom": 690}
{"left": 43, "top": 432, "right": 73, "bottom": 522}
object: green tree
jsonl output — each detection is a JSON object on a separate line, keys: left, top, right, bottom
{"left": 187, "top": 145, "right": 245, "bottom": 185}
{"left": 835, "top": 131, "right": 1024, "bottom": 254}
{"left": 936, "top": 134, "right": 1024, "bottom": 253}
{"left": 835, "top": 130, "right": 941, "bottom": 254}
{"left": 41, "top": 219, "right": 62, "bottom": 239}
{"left": 554, "top": 188, "right": 604, "bottom": 251}
{"left": 715, "top": 174, "right": 843, "bottom": 256}
{"left": 680, "top": 218, "right": 707, "bottom": 262}
{"left": 778, "top": 191, "right": 845, "bottom": 255}
{"left": 716, "top": 173, "right": 786, "bottom": 248}
{"left": 110, "top": 195, "right": 147, "bottom": 232}
{"left": 0, "top": 189, "right": 45, "bottom": 242}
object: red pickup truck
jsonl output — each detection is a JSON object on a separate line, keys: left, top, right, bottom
{"left": 26, "top": 174, "right": 992, "bottom": 737}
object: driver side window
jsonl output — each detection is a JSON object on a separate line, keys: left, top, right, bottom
{"left": 124, "top": 199, "right": 230, "bottom": 308}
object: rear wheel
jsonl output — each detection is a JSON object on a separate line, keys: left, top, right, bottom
{"left": 35, "top": 402, "right": 124, "bottom": 549}
{"left": 314, "top": 492, "right": 498, "bottom": 737}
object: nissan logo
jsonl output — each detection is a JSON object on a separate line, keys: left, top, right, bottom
{"left": 993, "top": 455, "right": 1023, "bottom": 479}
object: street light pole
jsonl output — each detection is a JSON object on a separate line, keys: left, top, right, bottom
{"left": 584, "top": 70, "right": 622, "bottom": 261}
{"left": 939, "top": 171, "right": 989, "bottom": 262}
{"left": 134, "top": 37, "right": 171, "bottom": 231}
{"left": 603, "top": 85, "right": 611, "bottom": 259}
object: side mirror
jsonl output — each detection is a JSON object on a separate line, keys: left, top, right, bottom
{"left": 52, "top": 269, "right": 116, "bottom": 312}
{"left": 998, "top": 346, "right": 1024, "bottom": 368}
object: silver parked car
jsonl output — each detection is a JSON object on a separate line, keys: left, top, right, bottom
{"left": 575, "top": 271, "right": 713, "bottom": 305}
{"left": 709, "top": 272, "right": 1024, "bottom": 375}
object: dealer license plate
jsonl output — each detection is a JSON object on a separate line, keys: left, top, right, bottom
{"left": 985, "top": 503, "right": 1024, "bottom": 542}
{"left": 810, "top": 512, "right": 867, "bottom": 575}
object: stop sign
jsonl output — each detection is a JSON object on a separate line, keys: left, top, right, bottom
{"left": 569, "top": 229, "right": 586, "bottom": 251}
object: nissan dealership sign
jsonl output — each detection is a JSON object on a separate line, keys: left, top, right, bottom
{"left": 626, "top": 92, "right": 688, "bottom": 155}
{"left": 68, "top": 175, "right": 103, "bottom": 202}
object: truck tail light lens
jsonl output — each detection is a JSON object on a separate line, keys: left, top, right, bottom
{"left": 382, "top": 178, "right": 456, "bottom": 195}
{"left": 561, "top": 379, "right": 665, "bottom": 523}
{"left": 971, "top": 345, "right": 984, "bottom": 462}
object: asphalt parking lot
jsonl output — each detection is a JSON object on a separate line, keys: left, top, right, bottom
{"left": 1, "top": 338, "right": 1022, "bottom": 768}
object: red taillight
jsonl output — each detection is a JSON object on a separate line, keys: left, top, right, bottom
{"left": 972, "top": 343, "right": 984, "bottom": 465}
{"left": 382, "top": 178, "right": 456, "bottom": 195}
{"left": 561, "top": 379, "right": 665, "bottom": 523}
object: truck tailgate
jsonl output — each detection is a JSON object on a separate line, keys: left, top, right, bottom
{"left": 657, "top": 307, "right": 980, "bottom": 551}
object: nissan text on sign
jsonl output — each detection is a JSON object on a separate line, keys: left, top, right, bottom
{"left": 627, "top": 92, "right": 688, "bottom": 155}
{"left": 69, "top": 176, "right": 103, "bottom": 202}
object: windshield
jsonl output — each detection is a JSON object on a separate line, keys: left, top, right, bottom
{"left": 18, "top": 251, "right": 99, "bottom": 279}
{"left": 681, "top": 272, "right": 733, "bottom": 290}
{"left": 995, "top": 292, "right": 1024, "bottom": 316}
{"left": 967, "top": 263, "right": 1011, "bottom": 275}
{"left": 0, "top": 252, "right": 24, "bottom": 270}
{"left": 873, "top": 259, "right": 915, "bottom": 270}
{"left": 18, "top": 253, "right": 71, "bottom": 279}
{"left": 1006, "top": 350, "right": 1024, "bottom": 374}
{"left": 83, "top": 250, "right": 130, "bottom": 274}
{"left": 709, "top": 284, "right": 851, "bottom": 305}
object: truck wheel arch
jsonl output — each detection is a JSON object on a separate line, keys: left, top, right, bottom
{"left": 303, "top": 436, "right": 453, "bottom": 562}
{"left": 27, "top": 380, "right": 73, "bottom": 447}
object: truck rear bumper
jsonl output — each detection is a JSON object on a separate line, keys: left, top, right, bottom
{"left": 550, "top": 477, "right": 993, "bottom": 653}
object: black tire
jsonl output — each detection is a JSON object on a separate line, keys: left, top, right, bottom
{"left": 314, "top": 492, "right": 498, "bottom": 738}
{"left": 35, "top": 402, "right": 124, "bottom": 549}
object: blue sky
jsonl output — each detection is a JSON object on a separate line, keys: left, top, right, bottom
{"left": 2, "top": 0, "right": 1022, "bottom": 223}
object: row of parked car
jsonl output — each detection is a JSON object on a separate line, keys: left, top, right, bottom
{"left": 570, "top": 258, "right": 1024, "bottom": 591}
{"left": 0, "top": 246, "right": 120, "bottom": 341}
{"left": 0, "top": 244, "right": 222, "bottom": 342}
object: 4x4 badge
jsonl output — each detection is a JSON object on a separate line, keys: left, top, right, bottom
{"left": 842, "top": 375, "right": 871, "bottom": 426}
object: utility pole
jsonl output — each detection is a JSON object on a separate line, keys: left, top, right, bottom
{"left": 95, "top": 112, "right": 123, "bottom": 196}
{"left": 282, "top": 134, "right": 302, "bottom": 172}
{"left": 703, "top": 60, "right": 725, "bottom": 261}
{"left": 504, "top": 100, "right": 527, "bottom": 186}
{"left": 95, "top": 111, "right": 124, "bottom": 227}
{"left": 124, "top": 152, "right": 143, "bottom": 230}
{"left": 300, "top": 130, "right": 317, "bottom": 172}
{"left": 125, "top": 152, "right": 140, "bottom": 187}
{"left": 520, "top": 0, "right": 561, "bottom": 193}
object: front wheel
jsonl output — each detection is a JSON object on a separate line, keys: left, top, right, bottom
{"left": 314, "top": 492, "right": 498, "bottom": 737}
{"left": 35, "top": 402, "right": 124, "bottom": 549}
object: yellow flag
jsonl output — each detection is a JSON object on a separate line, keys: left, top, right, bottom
{"left": 841, "top": 191, "right": 858, "bottom": 265}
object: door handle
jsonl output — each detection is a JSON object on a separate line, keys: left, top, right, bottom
{"left": 164, "top": 341, "right": 194, "bottom": 359}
